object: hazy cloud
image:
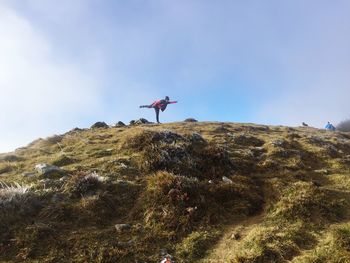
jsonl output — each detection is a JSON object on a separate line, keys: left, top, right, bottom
{"left": 0, "top": 3, "right": 101, "bottom": 151}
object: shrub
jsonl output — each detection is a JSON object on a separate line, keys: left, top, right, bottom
{"left": 66, "top": 172, "right": 106, "bottom": 197}
{"left": 131, "top": 130, "right": 233, "bottom": 179}
{"left": 0, "top": 182, "right": 40, "bottom": 226}
{"left": 124, "top": 129, "right": 186, "bottom": 151}
{"left": 138, "top": 172, "right": 262, "bottom": 236}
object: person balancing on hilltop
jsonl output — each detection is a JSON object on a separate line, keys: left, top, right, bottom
{"left": 140, "top": 96, "right": 178, "bottom": 124}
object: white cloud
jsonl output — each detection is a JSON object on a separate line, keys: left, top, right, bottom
{"left": 0, "top": 4, "right": 101, "bottom": 152}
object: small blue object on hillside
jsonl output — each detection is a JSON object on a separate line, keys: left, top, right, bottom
{"left": 325, "top": 122, "right": 336, "bottom": 131}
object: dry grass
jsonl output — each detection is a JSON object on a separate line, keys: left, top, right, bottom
{"left": 0, "top": 122, "right": 350, "bottom": 262}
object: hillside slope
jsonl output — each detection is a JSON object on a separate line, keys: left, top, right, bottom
{"left": 1, "top": 121, "right": 350, "bottom": 262}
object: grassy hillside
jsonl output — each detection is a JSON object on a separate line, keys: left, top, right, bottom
{"left": 1, "top": 121, "right": 350, "bottom": 262}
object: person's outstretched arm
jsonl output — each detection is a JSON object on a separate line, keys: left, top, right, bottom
{"left": 168, "top": 101, "right": 178, "bottom": 104}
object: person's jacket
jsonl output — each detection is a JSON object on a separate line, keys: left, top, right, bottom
{"left": 151, "top": 100, "right": 177, "bottom": 111}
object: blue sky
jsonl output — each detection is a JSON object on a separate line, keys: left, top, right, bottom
{"left": 1, "top": 0, "right": 350, "bottom": 152}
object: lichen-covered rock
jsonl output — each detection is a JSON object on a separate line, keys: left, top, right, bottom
{"left": 91, "top": 122, "right": 109, "bottom": 129}
{"left": 115, "top": 121, "right": 126, "bottom": 127}
{"left": 184, "top": 118, "right": 198, "bottom": 122}
{"left": 35, "top": 164, "right": 65, "bottom": 178}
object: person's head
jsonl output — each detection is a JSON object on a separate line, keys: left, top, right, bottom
{"left": 165, "top": 96, "right": 170, "bottom": 101}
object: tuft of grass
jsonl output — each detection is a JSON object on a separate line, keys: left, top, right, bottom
{"left": 132, "top": 130, "right": 233, "bottom": 180}
{"left": 176, "top": 231, "right": 218, "bottom": 262}
{"left": 231, "top": 134, "right": 265, "bottom": 147}
{"left": 268, "top": 181, "right": 347, "bottom": 223}
{"left": 295, "top": 223, "right": 350, "bottom": 262}
{"left": 64, "top": 172, "right": 106, "bottom": 198}
{"left": 0, "top": 182, "right": 40, "bottom": 228}
{"left": 137, "top": 171, "right": 262, "bottom": 239}
{"left": 233, "top": 222, "right": 316, "bottom": 263}
{"left": 51, "top": 154, "right": 76, "bottom": 167}
{"left": 123, "top": 129, "right": 186, "bottom": 151}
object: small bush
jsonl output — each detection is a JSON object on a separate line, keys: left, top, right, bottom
{"left": 140, "top": 143, "right": 196, "bottom": 175}
{"left": 134, "top": 131, "right": 233, "bottom": 179}
{"left": 124, "top": 129, "right": 186, "bottom": 151}
{"left": 0, "top": 182, "right": 40, "bottom": 226}
{"left": 65, "top": 172, "right": 106, "bottom": 197}
{"left": 138, "top": 172, "right": 262, "bottom": 236}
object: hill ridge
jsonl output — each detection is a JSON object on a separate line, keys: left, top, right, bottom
{"left": 1, "top": 121, "right": 350, "bottom": 262}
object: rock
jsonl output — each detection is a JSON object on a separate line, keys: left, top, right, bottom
{"left": 222, "top": 176, "right": 233, "bottom": 184}
{"left": 186, "top": 207, "right": 198, "bottom": 217}
{"left": 39, "top": 179, "right": 52, "bottom": 185}
{"left": 59, "top": 176, "right": 69, "bottom": 182}
{"left": 117, "top": 240, "right": 134, "bottom": 248}
{"left": 51, "top": 193, "right": 66, "bottom": 202}
{"left": 115, "top": 121, "right": 126, "bottom": 127}
{"left": 70, "top": 127, "right": 83, "bottom": 132}
{"left": 134, "top": 118, "right": 151, "bottom": 125}
{"left": 22, "top": 172, "right": 35, "bottom": 178}
{"left": 314, "top": 169, "right": 329, "bottom": 175}
{"left": 160, "top": 248, "right": 168, "bottom": 256}
{"left": 184, "top": 118, "right": 198, "bottom": 122}
{"left": 35, "top": 164, "right": 63, "bottom": 176}
{"left": 271, "top": 139, "right": 288, "bottom": 147}
{"left": 129, "top": 120, "right": 136, "bottom": 125}
{"left": 231, "top": 232, "right": 241, "bottom": 240}
{"left": 119, "top": 163, "right": 128, "bottom": 169}
{"left": 90, "top": 122, "right": 109, "bottom": 129}
{"left": 115, "top": 224, "right": 131, "bottom": 232}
